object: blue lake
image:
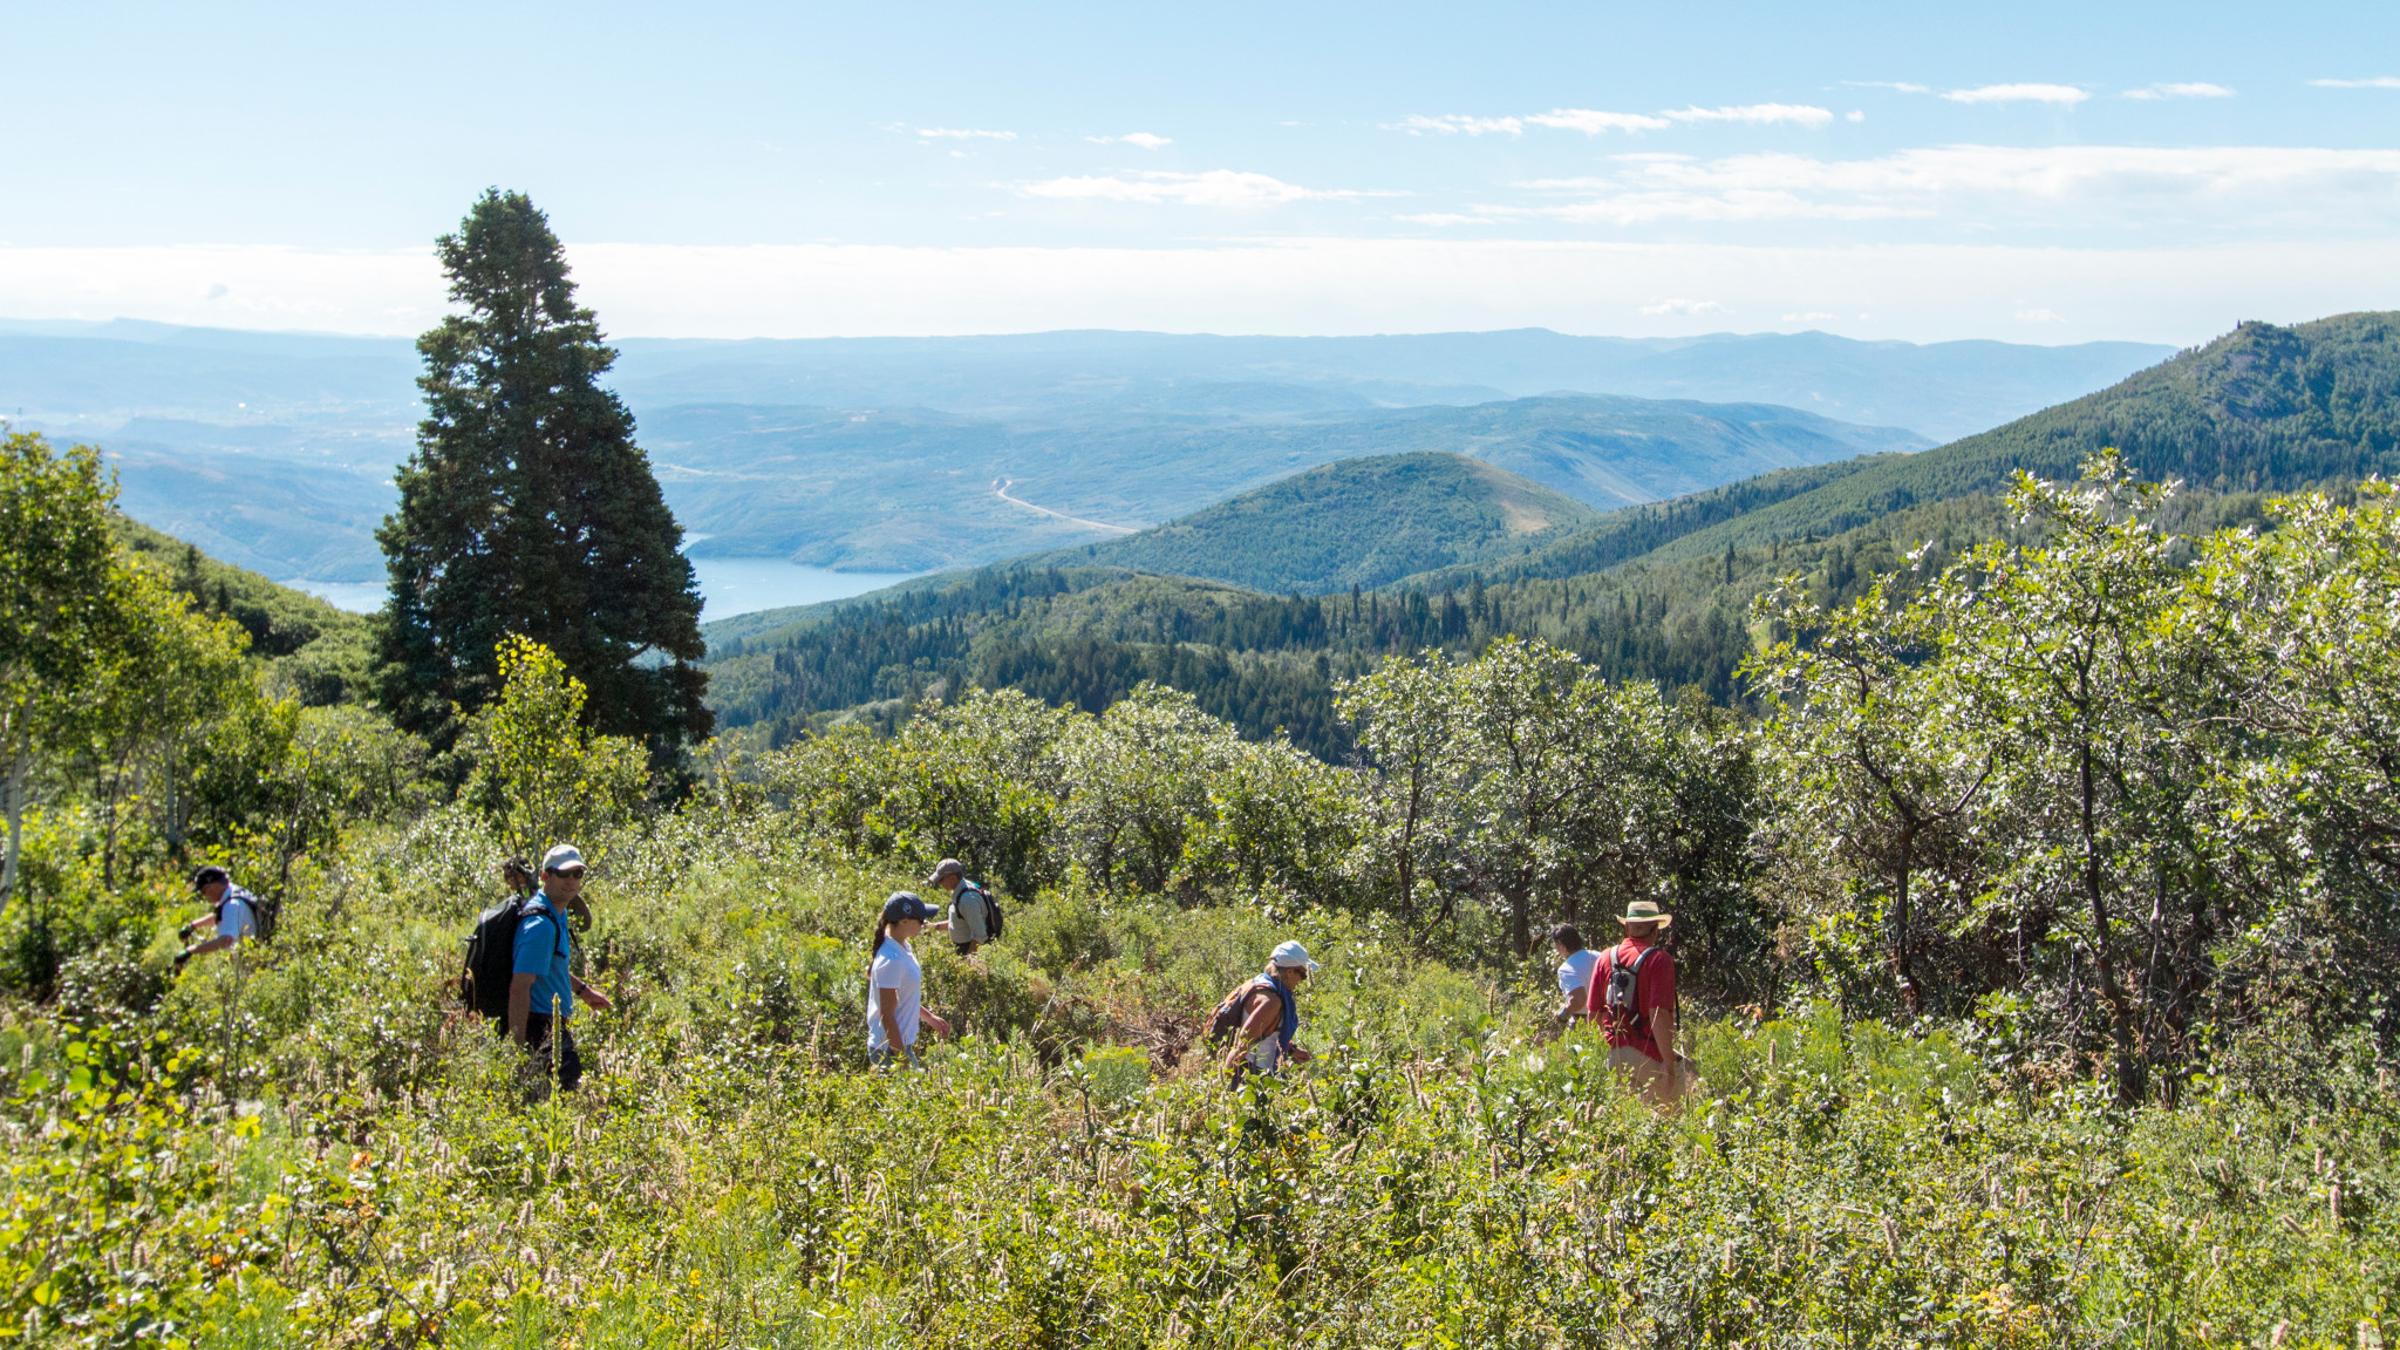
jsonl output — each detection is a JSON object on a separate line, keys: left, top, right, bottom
{"left": 284, "top": 559, "right": 922, "bottom": 623}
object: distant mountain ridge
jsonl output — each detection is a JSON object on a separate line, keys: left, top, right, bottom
{"left": 1, "top": 317, "right": 2168, "bottom": 581}
{"left": 0, "top": 317, "right": 2173, "bottom": 441}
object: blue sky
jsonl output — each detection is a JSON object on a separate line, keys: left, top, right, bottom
{"left": 5, "top": 0, "right": 2397, "bottom": 342}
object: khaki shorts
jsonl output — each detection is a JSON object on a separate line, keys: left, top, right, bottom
{"left": 1607, "top": 1044, "right": 1690, "bottom": 1102}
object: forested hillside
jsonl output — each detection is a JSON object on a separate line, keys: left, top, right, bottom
{"left": 703, "top": 315, "right": 2400, "bottom": 754}
{"left": 114, "top": 518, "right": 375, "bottom": 705}
{"left": 1636, "top": 311, "right": 2400, "bottom": 562}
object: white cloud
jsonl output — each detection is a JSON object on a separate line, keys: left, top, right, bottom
{"left": 2311, "top": 76, "right": 2400, "bottom": 89}
{"left": 1661, "top": 103, "right": 1836, "bottom": 127}
{"left": 1782, "top": 311, "right": 1839, "bottom": 322}
{"left": 1846, "top": 110, "right": 1867, "bottom": 123}
{"left": 10, "top": 237, "right": 2398, "bottom": 344}
{"left": 1489, "top": 191, "right": 1922, "bottom": 226}
{"left": 2123, "top": 82, "right": 2234, "bottom": 100}
{"left": 1525, "top": 108, "right": 1674, "bottom": 134}
{"left": 1483, "top": 144, "right": 2400, "bottom": 224}
{"left": 1387, "top": 113, "right": 1525, "bottom": 136}
{"left": 1395, "top": 212, "right": 1492, "bottom": 227}
{"left": 915, "top": 127, "right": 1017, "bottom": 141}
{"left": 1639, "top": 297, "right": 1727, "bottom": 316}
{"left": 1087, "top": 132, "right": 1173, "bottom": 150}
{"left": 1941, "top": 83, "right": 2089, "bottom": 105}
{"left": 1841, "top": 81, "right": 1931, "bottom": 94}
{"left": 2016, "top": 307, "right": 2065, "bottom": 323}
{"left": 1389, "top": 108, "right": 1668, "bottom": 136}
{"left": 1018, "top": 169, "right": 1384, "bottom": 207}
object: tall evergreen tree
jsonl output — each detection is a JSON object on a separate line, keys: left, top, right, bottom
{"left": 375, "top": 190, "right": 709, "bottom": 769}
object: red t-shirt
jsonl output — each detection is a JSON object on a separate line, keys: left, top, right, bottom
{"left": 1587, "top": 937, "right": 1677, "bottom": 1062}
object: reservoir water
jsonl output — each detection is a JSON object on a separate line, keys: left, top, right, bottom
{"left": 284, "top": 559, "right": 923, "bottom": 623}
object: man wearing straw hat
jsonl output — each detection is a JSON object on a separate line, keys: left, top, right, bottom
{"left": 1586, "top": 899, "right": 1686, "bottom": 1102}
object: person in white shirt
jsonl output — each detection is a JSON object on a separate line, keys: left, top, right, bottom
{"left": 1550, "top": 924, "right": 1599, "bottom": 1026}
{"left": 866, "top": 891, "right": 952, "bottom": 1067}
{"left": 175, "top": 866, "right": 256, "bottom": 971}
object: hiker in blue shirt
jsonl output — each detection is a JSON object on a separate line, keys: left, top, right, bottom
{"left": 509, "top": 844, "right": 612, "bottom": 1095}
{"left": 174, "top": 866, "right": 257, "bottom": 971}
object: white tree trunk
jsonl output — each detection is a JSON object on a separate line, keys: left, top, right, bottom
{"left": 1, "top": 745, "right": 26, "bottom": 917}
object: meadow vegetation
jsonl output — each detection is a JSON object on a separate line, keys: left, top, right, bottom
{"left": 1, "top": 430, "right": 2395, "bottom": 1345}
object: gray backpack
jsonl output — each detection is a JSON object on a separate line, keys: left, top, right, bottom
{"left": 1602, "top": 946, "right": 1659, "bottom": 1027}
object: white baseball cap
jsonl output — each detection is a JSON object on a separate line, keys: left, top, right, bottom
{"left": 541, "top": 844, "right": 587, "bottom": 874}
{"left": 1269, "top": 939, "right": 1321, "bottom": 973}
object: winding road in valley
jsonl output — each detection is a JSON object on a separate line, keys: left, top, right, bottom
{"left": 992, "top": 478, "right": 1140, "bottom": 535}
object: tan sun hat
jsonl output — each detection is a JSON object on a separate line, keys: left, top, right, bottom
{"left": 1618, "top": 900, "right": 1673, "bottom": 928}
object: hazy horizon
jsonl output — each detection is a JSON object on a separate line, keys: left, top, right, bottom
{"left": 0, "top": 312, "right": 2194, "bottom": 348}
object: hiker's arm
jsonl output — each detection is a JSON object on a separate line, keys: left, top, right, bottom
{"left": 179, "top": 934, "right": 235, "bottom": 964}
{"left": 180, "top": 913, "right": 213, "bottom": 937}
{"left": 1651, "top": 1006, "right": 1679, "bottom": 1085}
{"left": 877, "top": 985, "right": 908, "bottom": 1055}
{"left": 922, "top": 1006, "right": 951, "bottom": 1038}
{"left": 509, "top": 973, "right": 535, "bottom": 1045}
{"left": 571, "top": 974, "right": 612, "bottom": 1012}
{"left": 1225, "top": 997, "right": 1279, "bottom": 1069}
{"left": 1555, "top": 983, "right": 1587, "bottom": 1023}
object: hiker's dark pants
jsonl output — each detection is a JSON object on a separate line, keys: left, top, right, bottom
{"left": 523, "top": 1012, "right": 584, "bottom": 1092}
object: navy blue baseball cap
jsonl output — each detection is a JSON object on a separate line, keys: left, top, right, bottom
{"left": 883, "top": 891, "right": 939, "bottom": 923}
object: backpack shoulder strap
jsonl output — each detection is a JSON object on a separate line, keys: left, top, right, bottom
{"left": 1237, "top": 977, "right": 1281, "bottom": 1025}
{"left": 525, "top": 897, "right": 568, "bottom": 959}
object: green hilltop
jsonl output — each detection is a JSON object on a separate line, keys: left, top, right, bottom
{"left": 1053, "top": 451, "right": 1600, "bottom": 593}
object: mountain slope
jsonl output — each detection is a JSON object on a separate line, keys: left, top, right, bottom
{"left": 1632, "top": 313, "right": 2400, "bottom": 565}
{"left": 1054, "top": 452, "right": 1600, "bottom": 593}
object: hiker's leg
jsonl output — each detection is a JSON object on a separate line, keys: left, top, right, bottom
{"left": 1606, "top": 1045, "right": 1666, "bottom": 1099}
{"left": 557, "top": 1027, "right": 584, "bottom": 1092}
{"left": 521, "top": 1013, "right": 557, "bottom": 1103}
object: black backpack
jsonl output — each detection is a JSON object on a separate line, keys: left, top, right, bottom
{"left": 959, "top": 881, "right": 1004, "bottom": 941}
{"left": 1602, "top": 946, "right": 1660, "bottom": 1027}
{"left": 460, "top": 896, "right": 560, "bottom": 1021}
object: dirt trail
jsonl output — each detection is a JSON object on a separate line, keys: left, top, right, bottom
{"left": 992, "top": 478, "right": 1139, "bottom": 534}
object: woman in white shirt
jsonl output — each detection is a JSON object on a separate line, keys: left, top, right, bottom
{"left": 867, "top": 891, "right": 952, "bottom": 1067}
